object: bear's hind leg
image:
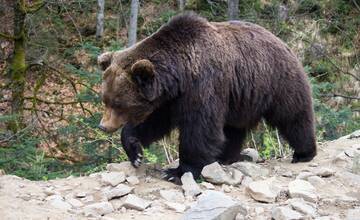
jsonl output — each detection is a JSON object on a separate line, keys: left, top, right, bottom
{"left": 218, "top": 126, "right": 247, "bottom": 164}
{"left": 273, "top": 111, "right": 317, "bottom": 163}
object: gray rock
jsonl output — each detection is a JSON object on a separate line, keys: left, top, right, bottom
{"left": 288, "top": 179, "right": 318, "bottom": 203}
{"left": 246, "top": 177, "right": 280, "bottom": 203}
{"left": 165, "top": 201, "right": 187, "bottom": 213}
{"left": 346, "top": 208, "right": 360, "bottom": 220}
{"left": 315, "top": 216, "right": 341, "bottom": 220}
{"left": 332, "top": 152, "right": 349, "bottom": 168}
{"left": 272, "top": 206, "right": 303, "bottom": 220}
{"left": 307, "top": 176, "right": 326, "bottom": 187}
{"left": 160, "top": 189, "right": 185, "bottom": 203}
{"left": 240, "top": 148, "right": 260, "bottom": 162}
{"left": 296, "top": 172, "right": 314, "bottom": 180}
{"left": 103, "top": 184, "right": 133, "bottom": 200}
{"left": 101, "top": 172, "right": 126, "bottom": 186}
{"left": 241, "top": 176, "right": 253, "bottom": 187}
{"left": 282, "top": 171, "right": 293, "bottom": 178}
{"left": 201, "top": 162, "right": 244, "bottom": 185}
{"left": 48, "top": 196, "right": 72, "bottom": 211}
{"left": 67, "top": 198, "right": 84, "bottom": 208}
{"left": 75, "top": 192, "right": 87, "bottom": 198}
{"left": 181, "top": 172, "right": 201, "bottom": 197}
{"left": 352, "top": 152, "right": 360, "bottom": 174}
{"left": 83, "top": 202, "right": 114, "bottom": 217}
{"left": 106, "top": 162, "right": 137, "bottom": 176}
{"left": 231, "top": 162, "right": 269, "bottom": 179}
{"left": 314, "top": 168, "right": 335, "bottom": 177}
{"left": 200, "top": 182, "right": 215, "bottom": 189}
{"left": 201, "top": 162, "right": 231, "bottom": 184}
{"left": 349, "top": 130, "right": 360, "bottom": 139}
{"left": 181, "top": 190, "right": 247, "bottom": 220}
{"left": 126, "top": 176, "right": 140, "bottom": 185}
{"left": 289, "top": 198, "right": 316, "bottom": 217}
{"left": 123, "top": 194, "right": 151, "bottom": 211}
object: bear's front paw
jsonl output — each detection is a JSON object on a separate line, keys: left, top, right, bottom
{"left": 162, "top": 168, "right": 182, "bottom": 185}
{"left": 291, "top": 150, "right": 316, "bottom": 163}
{"left": 122, "top": 136, "right": 143, "bottom": 168}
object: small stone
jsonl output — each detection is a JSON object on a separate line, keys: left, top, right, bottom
{"left": 239, "top": 148, "right": 260, "bottom": 162}
{"left": 231, "top": 162, "right": 269, "bottom": 179}
{"left": 123, "top": 194, "right": 151, "bottom": 211}
{"left": 201, "top": 162, "right": 243, "bottom": 185}
{"left": 314, "top": 168, "right": 335, "bottom": 177}
{"left": 235, "top": 213, "right": 246, "bottom": 220}
{"left": 272, "top": 206, "right": 303, "bottom": 220}
{"left": 315, "top": 216, "right": 341, "bottom": 220}
{"left": 81, "top": 195, "right": 94, "bottom": 203}
{"left": 44, "top": 187, "right": 57, "bottom": 196}
{"left": 346, "top": 208, "right": 360, "bottom": 220}
{"left": 349, "top": 130, "right": 360, "bottom": 139}
{"left": 221, "top": 184, "right": 231, "bottom": 193}
{"left": 282, "top": 171, "right": 293, "bottom": 178}
{"left": 83, "top": 202, "right": 114, "bottom": 217}
{"left": 307, "top": 176, "right": 326, "bottom": 187}
{"left": 241, "top": 176, "right": 253, "bottom": 187}
{"left": 101, "top": 172, "right": 126, "bottom": 186}
{"left": 296, "top": 172, "right": 314, "bottom": 180}
{"left": 120, "top": 206, "right": 127, "bottom": 213}
{"left": 181, "top": 172, "right": 201, "bottom": 197}
{"left": 103, "top": 184, "right": 133, "bottom": 200}
{"left": 126, "top": 176, "right": 140, "bottom": 185}
{"left": 48, "top": 196, "right": 72, "bottom": 211}
{"left": 246, "top": 178, "right": 280, "bottom": 203}
{"left": 288, "top": 179, "right": 318, "bottom": 202}
{"left": 67, "top": 198, "right": 83, "bottom": 208}
{"left": 106, "top": 162, "right": 137, "bottom": 176}
{"left": 332, "top": 152, "right": 349, "bottom": 168}
{"left": 75, "top": 192, "right": 87, "bottom": 198}
{"left": 309, "top": 163, "right": 319, "bottom": 167}
{"left": 200, "top": 182, "right": 215, "bottom": 189}
{"left": 160, "top": 189, "right": 185, "bottom": 203}
{"left": 165, "top": 201, "right": 187, "bottom": 213}
{"left": 289, "top": 198, "right": 316, "bottom": 217}
{"left": 352, "top": 152, "right": 360, "bottom": 174}
{"left": 181, "top": 190, "right": 247, "bottom": 220}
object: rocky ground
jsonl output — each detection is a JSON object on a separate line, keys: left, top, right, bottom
{"left": 0, "top": 130, "right": 360, "bottom": 220}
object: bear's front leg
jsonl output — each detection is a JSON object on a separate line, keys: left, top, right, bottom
{"left": 121, "top": 105, "right": 173, "bottom": 168}
{"left": 121, "top": 123, "right": 143, "bottom": 167}
{"left": 163, "top": 113, "right": 226, "bottom": 183}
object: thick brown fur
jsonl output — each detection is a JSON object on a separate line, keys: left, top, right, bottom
{"left": 99, "top": 13, "right": 317, "bottom": 181}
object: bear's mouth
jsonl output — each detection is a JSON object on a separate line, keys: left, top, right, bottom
{"left": 98, "top": 107, "right": 127, "bottom": 133}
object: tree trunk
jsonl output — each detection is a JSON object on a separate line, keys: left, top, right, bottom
{"left": 8, "top": 1, "right": 27, "bottom": 132}
{"left": 96, "top": 0, "right": 105, "bottom": 40}
{"left": 227, "top": 0, "right": 239, "bottom": 20}
{"left": 178, "top": 0, "right": 186, "bottom": 11}
{"left": 128, "top": 0, "right": 139, "bottom": 47}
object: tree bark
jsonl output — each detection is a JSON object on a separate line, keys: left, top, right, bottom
{"left": 0, "top": 0, "right": 45, "bottom": 132}
{"left": 178, "top": 0, "right": 186, "bottom": 11}
{"left": 128, "top": 0, "right": 139, "bottom": 47}
{"left": 96, "top": 0, "right": 105, "bottom": 40}
{"left": 8, "top": 1, "right": 27, "bottom": 132}
{"left": 227, "top": 0, "right": 239, "bottom": 20}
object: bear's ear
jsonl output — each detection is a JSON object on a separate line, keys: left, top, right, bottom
{"left": 98, "top": 52, "right": 114, "bottom": 71}
{"left": 130, "top": 59, "right": 155, "bottom": 85}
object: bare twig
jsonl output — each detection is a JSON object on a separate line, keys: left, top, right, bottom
{"left": 320, "top": 93, "right": 360, "bottom": 100}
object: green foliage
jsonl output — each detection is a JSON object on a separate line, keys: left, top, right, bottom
{"left": 141, "top": 10, "right": 177, "bottom": 36}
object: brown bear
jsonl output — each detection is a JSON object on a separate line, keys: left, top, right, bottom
{"left": 97, "top": 13, "right": 316, "bottom": 182}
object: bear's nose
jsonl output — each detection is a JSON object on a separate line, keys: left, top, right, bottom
{"left": 98, "top": 124, "right": 107, "bottom": 132}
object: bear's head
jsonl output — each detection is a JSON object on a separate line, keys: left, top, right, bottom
{"left": 97, "top": 51, "right": 158, "bottom": 133}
